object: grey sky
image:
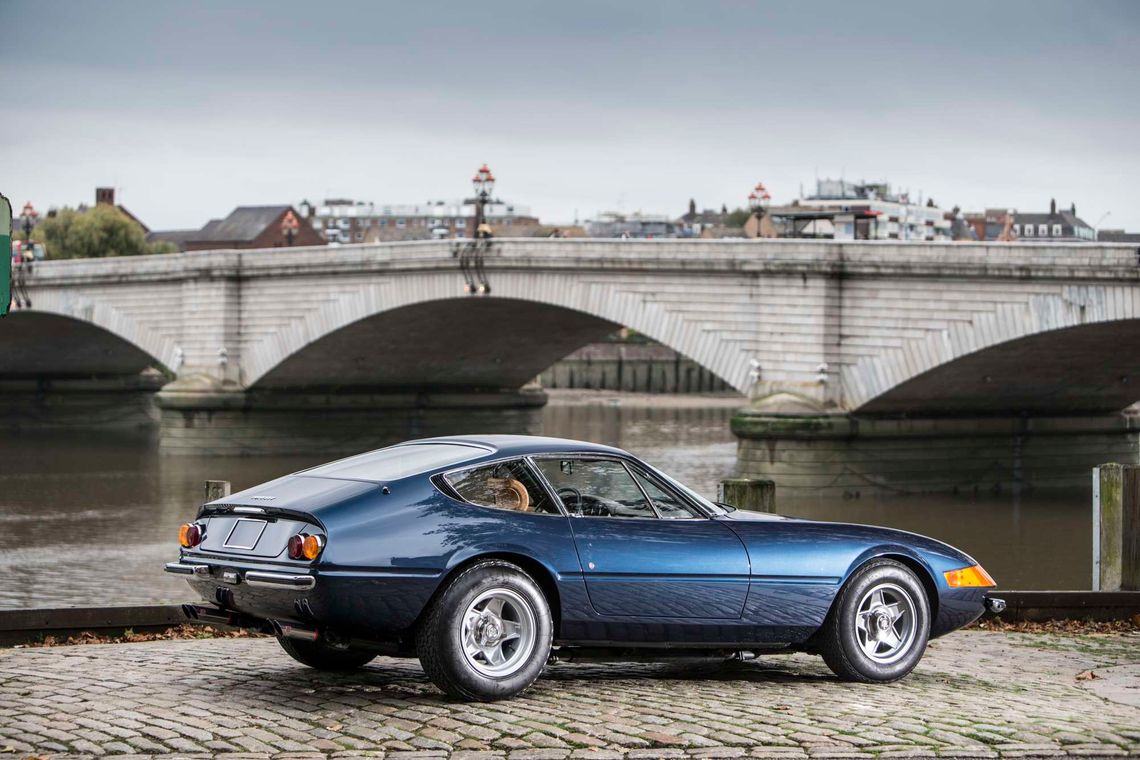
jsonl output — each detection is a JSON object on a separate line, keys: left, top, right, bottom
{"left": 3, "top": 0, "right": 1138, "bottom": 231}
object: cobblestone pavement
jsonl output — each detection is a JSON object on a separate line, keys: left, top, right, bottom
{"left": 2, "top": 630, "right": 1138, "bottom": 759}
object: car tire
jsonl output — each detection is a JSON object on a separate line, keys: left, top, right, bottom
{"left": 416, "top": 559, "right": 553, "bottom": 701}
{"left": 276, "top": 636, "right": 377, "bottom": 671}
{"left": 818, "top": 558, "right": 930, "bottom": 683}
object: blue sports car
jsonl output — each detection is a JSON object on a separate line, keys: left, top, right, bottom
{"left": 166, "top": 435, "right": 1003, "bottom": 700}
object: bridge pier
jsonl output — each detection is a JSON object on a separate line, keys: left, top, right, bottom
{"left": 154, "top": 380, "right": 548, "bottom": 456}
{"left": 0, "top": 372, "right": 165, "bottom": 431}
{"left": 732, "top": 401, "right": 1140, "bottom": 497}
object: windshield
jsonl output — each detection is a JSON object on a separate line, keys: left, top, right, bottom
{"left": 646, "top": 464, "right": 732, "bottom": 515}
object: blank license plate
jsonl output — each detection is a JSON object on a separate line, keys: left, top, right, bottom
{"left": 223, "top": 519, "right": 266, "bottom": 550}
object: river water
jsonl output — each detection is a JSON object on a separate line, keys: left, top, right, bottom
{"left": 0, "top": 392, "right": 1093, "bottom": 609}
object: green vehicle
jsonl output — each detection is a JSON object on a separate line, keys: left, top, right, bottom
{"left": 1, "top": 193, "right": 11, "bottom": 317}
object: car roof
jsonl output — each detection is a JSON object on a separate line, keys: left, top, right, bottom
{"left": 294, "top": 435, "right": 634, "bottom": 486}
{"left": 408, "top": 434, "right": 629, "bottom": 460}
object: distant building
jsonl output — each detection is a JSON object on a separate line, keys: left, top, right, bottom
{"left": 146, "top": 229, "right": 200, "bottom": 250}
{"left": 1009, "top": 200, "right": 1094, "bottom": 242}
{"left": 585, "top": 212, "right": 679, "bottom": 238}
{"left": 962, "top": 208, "right": 1018, "bottom": 241}
{"left": 678, "top": 199, "right": 734, "bottom": 236}
{"left": 771, "top": 179, "right": 951, "bottom": 241}
{"left": 310, "top": 198, "right": 538, "bottom": 243}
{"left": 149, "top": 205, "right": 323, "bottom": 251}
{"left": 1098, "top": 229, "right": 1140, "bottom": 243}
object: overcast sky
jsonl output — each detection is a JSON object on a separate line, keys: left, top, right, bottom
{"left": 2, "top": 0, "right": 1138, "bottom": 231}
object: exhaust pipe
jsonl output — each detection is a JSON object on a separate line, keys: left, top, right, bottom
{"left": 181, "top": 603, "right": 273, "bottom": 633}
{"left": 270, "top": 620, "right": 320, "bottom": 642}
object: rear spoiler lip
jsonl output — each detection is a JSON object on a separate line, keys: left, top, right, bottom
{"left": 196, "top": 503, "right": 328, "bottom": 531}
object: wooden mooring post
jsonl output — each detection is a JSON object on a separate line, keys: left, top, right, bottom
{"left": 205, "top": 479, "right": 232, "bottom": 502}
{"left": 1093, "top": 464, "right": 1140, "bottom": 591}
{"left": 718, "top": 478, "right": 776, "bottom": 513}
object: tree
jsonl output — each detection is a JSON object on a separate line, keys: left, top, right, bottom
{"left": 32, "top": 206, "right": 175, "bottom": 259}
{"left": 723, "top": 207, "right": 752, "bottom": 227}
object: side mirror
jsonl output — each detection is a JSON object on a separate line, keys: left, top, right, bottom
{"left": 1, "top": 193, "right": 11, "bottom": 317}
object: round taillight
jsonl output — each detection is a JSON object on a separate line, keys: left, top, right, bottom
{"left": 302, "top": 534, "right": 324, "bottom": 561}
{"left": 287, "top": 534, "right": 305, "bottom": 560}
{"left": 178, "top": 522, "right": 203, "bottom": 548}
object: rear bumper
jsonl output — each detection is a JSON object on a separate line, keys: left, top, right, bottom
{"left": 165, "top": 555, "right": 440, "bottom": 637}
{"left": 164, "top": 560, "right": 314, "bottom": 589}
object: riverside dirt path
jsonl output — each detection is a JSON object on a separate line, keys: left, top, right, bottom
{"left": 1, "top": 629, "right": 1137, "bottom": 759}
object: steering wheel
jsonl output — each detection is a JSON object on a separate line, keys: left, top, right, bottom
{"left": 556, "top": 487, "right": 583, "bottom": 513}
{"left": 556, "top": 488, "right": 615, "bottom": 517}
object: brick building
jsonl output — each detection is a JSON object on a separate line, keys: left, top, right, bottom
{"left": 149, "top": 205, "right": 324, "bottom": 251}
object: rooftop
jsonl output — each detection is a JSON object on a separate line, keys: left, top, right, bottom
{"left": 193, "top": 205, "right": 294, "bottom": 242}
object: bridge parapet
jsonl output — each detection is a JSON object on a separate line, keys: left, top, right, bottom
{"left": 22, "top": 238, "right": 1140, "bottom": 284}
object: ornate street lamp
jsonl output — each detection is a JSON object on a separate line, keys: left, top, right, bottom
{"left": 747, "top": 183, "right": 771, "bottom": 215}
{"left": 748, "top": 183, "right": 772, "bottom": 239}
{"left": 280, "top": 209, "right": 300, "bottom": 247}
{"left": 471, "top": 163, "right": 496, "bottom": 239}
{"left": 20, "top": 201, "right": 38, "bottom": 244}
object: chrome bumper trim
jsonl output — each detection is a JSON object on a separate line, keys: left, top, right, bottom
{"left": 165, "top": 561, "right": 211, "bottom": 577}
{"left": 245, "top": 571, "right": 316, "bottom": 590}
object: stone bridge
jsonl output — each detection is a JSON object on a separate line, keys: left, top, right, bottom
{"left": 7, "top": 238, "right": 1140, "bottom": 486}
{"left": 5, "top": 239, "right": 1140, "bottom": 416}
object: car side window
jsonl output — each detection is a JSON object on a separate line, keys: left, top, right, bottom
{"left": 631, "top": 468, "right": 702, "bottom": 519}
{"left": 534, "top": 458, "right": 656, "bottom": 519}
{"left": 444, "top": 459, "right": 559, "bottom": 515}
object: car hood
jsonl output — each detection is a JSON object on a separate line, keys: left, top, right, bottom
{"left": 720, "top": 510, "right": 977, "bottom": 567}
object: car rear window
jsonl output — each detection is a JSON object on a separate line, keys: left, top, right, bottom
{"left": 304, "top": 443, "right": 491, "bottom": 482}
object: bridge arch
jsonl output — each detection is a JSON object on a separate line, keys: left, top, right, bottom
{"left": 844, "top": 288, "right": 1140, "bottom": 414}
{"left": 0, "top": 293, "right": 175, "bottom": 378}
{"left": 243, "top": 271, "right": 745, "bottom": 392}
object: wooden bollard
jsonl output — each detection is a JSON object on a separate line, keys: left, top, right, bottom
{"left": 718, "top": 478, "right": 776, "bottom": 513}
{"left": 204, "top": 479, "right": 232, "bottom": 503}
{"left": 1093, "top": 464, "right": 1140, "bottom": 591}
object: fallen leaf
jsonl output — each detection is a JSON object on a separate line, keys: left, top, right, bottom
{"left": 1076, "top": 670, "right": 1099, "bottom": 681}
{"left": 327, "top": 723, "right": 343, "bottom": 731}
{"left": 1, "top": 747, "right": 14, "bottom": 754}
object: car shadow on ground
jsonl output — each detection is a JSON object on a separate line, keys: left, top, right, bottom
{"left": 172, "top": 650, "right": 978, "bottom": 707}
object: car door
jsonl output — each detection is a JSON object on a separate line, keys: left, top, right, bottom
{"left": 532, "top": 456, "right": 750, "bottom": 619}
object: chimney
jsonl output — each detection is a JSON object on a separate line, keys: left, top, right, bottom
{"left": 1049, "top": 198, "right": 1056, "bottom": 216}
{"left": 96, "top": 187, "right": 115, "bottom": 206}
{"left": 1071, "top": 202, "right": 1076, "bottom": 215}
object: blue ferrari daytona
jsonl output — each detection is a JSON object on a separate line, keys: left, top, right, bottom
{"left": 166, "top": 435, "right": 1003, "bottom": 700}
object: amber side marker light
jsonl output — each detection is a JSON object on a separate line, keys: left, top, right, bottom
{"left": 944, "top": 564, "right": 996, "bottom": 588}
{"left": 302, "top": 534, "right": 324, "bottom": 560}
{"left": 178, "top": 522, "right": 203, "bottom": 548}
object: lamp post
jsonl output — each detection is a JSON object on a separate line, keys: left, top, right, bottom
{"left": 1094, "top": 211, "right": 1112, "bottom": 241}
{"left": 747, "top": 183, "right": 771, "bottom": 238}
{"left": 280, "top": 209, "right": 300, "bottom": 247}
{"left": 470, "top": 164, "right": 495, "bottom": 239}
{"left": 20, "top": 202, "right": 38, "bottom": 246}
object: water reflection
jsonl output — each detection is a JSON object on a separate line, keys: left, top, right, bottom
{"left": 0, "top": 395, "right": 1094, "bottom": 608}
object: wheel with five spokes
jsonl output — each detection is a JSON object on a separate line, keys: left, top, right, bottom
{"left": 416, "top": 559, "right": 552, "bottom": 701}
{"left": 818, "top": 558, "right": 930, "bottom": 683}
